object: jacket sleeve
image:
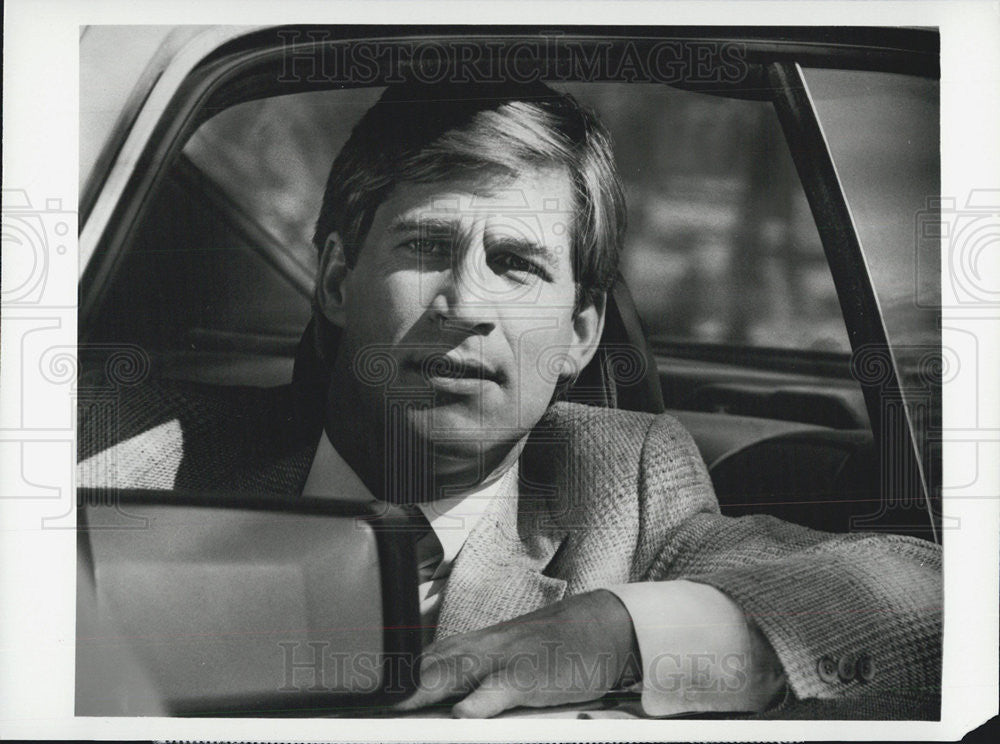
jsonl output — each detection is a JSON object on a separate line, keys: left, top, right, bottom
{"left": 632, "top": 414, "right": 942, "bottom": 706}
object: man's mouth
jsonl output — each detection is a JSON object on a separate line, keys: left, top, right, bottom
{"left": 405, "top": 354, "right": 504, "bottom": 389}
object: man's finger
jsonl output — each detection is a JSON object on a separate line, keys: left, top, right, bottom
{"left": 450, "top": 670, "right": 526, "bottom": 719}
{"left": 393, "top": 649, "right": 489, "bottom": 711}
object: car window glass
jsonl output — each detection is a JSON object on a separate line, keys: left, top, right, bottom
{"left": 802, "top": 69, "right": 939, "bottom": 351}
{"left": 802, "top": 68, "right": 940, "bottom": 480}
{"left": 183, "top": 87, "right": 386, "bottom": 258}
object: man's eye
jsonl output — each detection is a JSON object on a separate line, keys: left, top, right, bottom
{"left": 403, "top": 239, "right": 450, "bottom": 256}
{"left": 489, "top": 252, "right": 545, "bottom": 278}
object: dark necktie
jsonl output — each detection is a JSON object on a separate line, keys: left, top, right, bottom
{"left": 402, "top": 505, "right": 443, "bottom": 584}
{"left": 401, "top": 506, "right": 445, "bottom": 646}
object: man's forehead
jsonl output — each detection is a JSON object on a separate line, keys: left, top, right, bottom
{"left": 378, "top": 169, "right": 576, "bottom": 224}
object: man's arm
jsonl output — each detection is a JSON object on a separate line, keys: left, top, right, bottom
{"left": 627, "top": 414, "right": 942, "bottom": 709}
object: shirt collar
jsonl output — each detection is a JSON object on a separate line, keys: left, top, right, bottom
{"left": 303, "top": 430, "right": 510, "bottom": 568}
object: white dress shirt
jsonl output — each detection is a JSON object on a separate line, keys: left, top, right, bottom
{"left": 303, "top": 431, "right": 784, "bottom": 716}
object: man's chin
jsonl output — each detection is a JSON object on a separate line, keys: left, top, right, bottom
{"left": 400, "top": 406, "right": 527, "bottom": 488}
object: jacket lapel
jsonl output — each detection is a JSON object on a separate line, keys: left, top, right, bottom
{"left": 434, "top": 463, "right": 568, "bottom": 639}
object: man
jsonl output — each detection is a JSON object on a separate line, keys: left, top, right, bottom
{"left": 78, "top": 81, "right": 942, "bottom": 719}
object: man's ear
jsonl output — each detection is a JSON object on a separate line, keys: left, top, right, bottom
{"left": 315, "top": 232, "right": 350, "bottom": 327}
{"left": 560, "top": 292, "right": 607, "bottom": 380}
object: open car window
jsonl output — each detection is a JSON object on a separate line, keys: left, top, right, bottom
{"left": 86, "top": 80, "right": 855, "bottom": 387}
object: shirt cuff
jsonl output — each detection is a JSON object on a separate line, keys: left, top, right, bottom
{"left": 605, "top": 580, "right": 786, "bottom": 717}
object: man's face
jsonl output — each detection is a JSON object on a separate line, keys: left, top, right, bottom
{"left": 319, "top": 166, "right": 604, "bottom": 488}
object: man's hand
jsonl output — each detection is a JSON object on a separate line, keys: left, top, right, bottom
{"left": 394, "top": 589, "right": 640, "bottom": 718}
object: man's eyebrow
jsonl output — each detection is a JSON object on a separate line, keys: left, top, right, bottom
{"left": 386, "top": 216, "right": 458, "bottom": 236}
{"left": 487, "top": 236, "right": 560, "bottom": 270}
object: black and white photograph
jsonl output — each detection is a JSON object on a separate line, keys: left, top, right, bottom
{"left": 1, "top": 1, "right": 998, "bottom": 740}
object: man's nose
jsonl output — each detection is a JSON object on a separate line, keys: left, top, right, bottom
{"left": 432, "top": 247, "right": 499, "bottom": 335}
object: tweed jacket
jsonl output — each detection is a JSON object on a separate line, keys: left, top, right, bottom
{"left": 77, "top": 378, "right": 943, "bottom": 720}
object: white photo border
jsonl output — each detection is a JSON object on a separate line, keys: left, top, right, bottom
{"left": 1, "top": 0, "right": 997, "bottom": 740}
